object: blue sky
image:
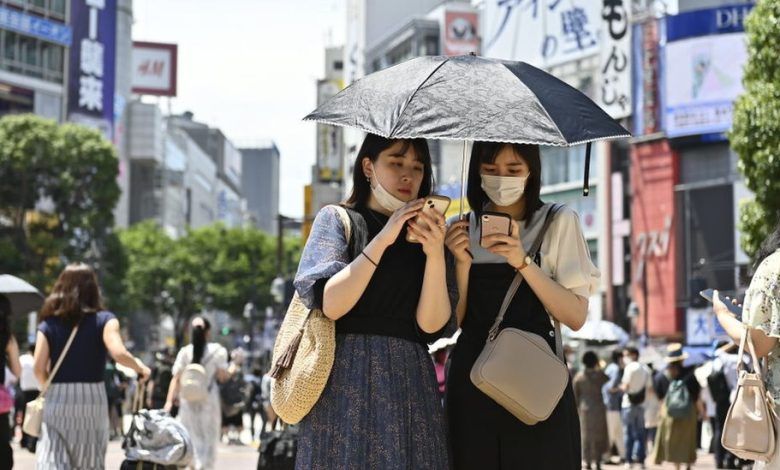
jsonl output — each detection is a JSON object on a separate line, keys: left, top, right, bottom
{"left": 133, "top": 0, "right": 345, "bottom": 218}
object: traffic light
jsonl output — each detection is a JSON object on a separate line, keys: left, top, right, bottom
{"left": 221, "top": 326, "right": 231, "bottom": 336}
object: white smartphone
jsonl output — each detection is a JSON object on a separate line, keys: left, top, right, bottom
{"left": 407, "top": 195, "right": 451, "bottom": 243}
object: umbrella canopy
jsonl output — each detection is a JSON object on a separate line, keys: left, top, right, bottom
{"left": 564, "top": 319, "right": 629, "bottom": 345}
{"left": 305, "top": 54, "right": 630, "bottom": 202}
{"left": 0, "top": 274, "right": 45, "bottom": 315}
{"left": 305, "top": 54, "right": 629, "bottom": 147}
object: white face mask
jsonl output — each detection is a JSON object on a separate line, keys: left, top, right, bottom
{"left": 370, "top": 173, "right": 406, "bottom": 212}
{"left": 481, "top": 174, "right": 527, "bottom": 206}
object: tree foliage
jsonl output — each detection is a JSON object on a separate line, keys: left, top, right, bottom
{"left": 0, "top": 114, "right": 121, "bottom": 293}
{"left": 730, "top": 0, "right": 780, "bottom": 261}
{"left": 118, "top": 222, "right": 300, "bottom": 346}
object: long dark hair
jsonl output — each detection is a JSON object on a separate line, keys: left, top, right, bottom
{"left": 755, "top": 216, "right": 780, "bottom": 269}
{"left": 0, "top": 295, "right": 11, "bottom": 352}
{"left": 39, "top": 263, "right": 104, "bottom": 327}
{"left": 345, "top": 133, "right": 434, "bottom": 207}
{"left": 191, "top": 317, "right": 211, "bottom": 364}
{"left": 466, "top": 142, "right": 543, "bottom": 223}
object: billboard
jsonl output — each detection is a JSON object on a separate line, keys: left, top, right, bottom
{"left": 68, "top": 0, "right": 116, "bottom": 140}
{"left": 483, "top": 0, "right": 600, "bottom": 67}
{"left": 132, "top": 41, "right": 178, "bottom": 96}
{"left": 0, "top": 6, "right": 71, "bottom": 46}
{"left": 661, "top": 4, "right": 754, "bottom": 138}
{"left": 631, "top": 19, "right": 662, "bottom": 136}
{"left": 443, "top": 10, "right": 479, "bottom": 56}
{"left": 598, "top": 0, "right": 631, "bottom": 119}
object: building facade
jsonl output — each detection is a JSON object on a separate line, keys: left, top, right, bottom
{"left": 240, "top": 142, "right": 280, "bottom": 234}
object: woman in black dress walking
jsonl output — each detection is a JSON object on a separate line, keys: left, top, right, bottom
{"left": 445, "top": 142, "right": 600, "bottom": 469}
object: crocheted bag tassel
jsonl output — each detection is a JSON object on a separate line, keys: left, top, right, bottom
{"left": 270, "top": 328, "right": 304, "bottom": 379}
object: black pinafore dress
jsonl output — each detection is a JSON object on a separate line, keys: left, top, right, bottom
{"left": 446, "top": 227, "right": 581, "bottom": 470}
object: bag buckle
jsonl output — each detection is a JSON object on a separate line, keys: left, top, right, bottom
{"left": 488, "top": 327, "right": 498, "bottom": 342}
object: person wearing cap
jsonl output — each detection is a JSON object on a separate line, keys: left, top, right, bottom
{"left": 652, "top": 344, "right": 704, "bottom": 469}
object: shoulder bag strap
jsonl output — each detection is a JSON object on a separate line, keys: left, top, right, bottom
{"left": 486, "top": 204, "right": 565, "bottom": 361}
{"left": 332, "top": 205, "right": 353, "bottom": 243}
{"left": 40, "top": 325, "right": 80, "bottom": 398}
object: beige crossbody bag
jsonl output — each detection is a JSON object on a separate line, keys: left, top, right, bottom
{"left": 721, "top": 326, "right": 778, "bottom": 462}
{"left": 23, "top": 325, "right": 79, "bottom": 437}
{"left": 470, "top": 204, "right": 569, "bottom": 425}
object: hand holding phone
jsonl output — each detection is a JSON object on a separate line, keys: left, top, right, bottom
{"left": 479, "top": 212, "right": 512, "bottom": 248}
{"left": 699, "top": 289, "right": 743, "bottom": 316}
{"left": 406, "top": 196, "right": 451, "bottom": 243}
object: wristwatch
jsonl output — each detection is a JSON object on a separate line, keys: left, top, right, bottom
{"left": 516, "top": 255, "right": 533, "bottom": 271}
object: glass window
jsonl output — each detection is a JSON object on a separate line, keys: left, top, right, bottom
{"left": 2, "top": 31, "right": 16, "bottom": 61}
{"left": 50, "top": 0, "right": 66, "bottom": 17}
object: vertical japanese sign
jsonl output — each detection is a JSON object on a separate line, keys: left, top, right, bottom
{"left": 484, "top": 0, "right": 600, "bottom": 67}
{"left": 599, "top": 0, "right": 631, "bottom": 119}
{"left": 68, "top": 0, "right": 116, "bottom": 139}
{"left": 316, "top": 80, "right": 344, "bottom": 183}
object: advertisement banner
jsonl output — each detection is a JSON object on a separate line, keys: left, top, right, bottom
{"left": 483, "top": 0, "right": 600, "bottom": 67}
{"left": 443, "top": 10, "right": 479, "bottom": 56}
{"left": 316, "top": 79, "right": 344, "bottom": 183}
{"left": 0, "top": 6, "right": 71, "bottom": 46}
{"left": 660, "top": 4, "right": 754, "bottom": 138}
{"left": 68, "top": 0, "right": 116, "bottom": 140}
{"left": 598, "top": 0, "right": 631, "bottom": 119}
{"left": 132, "top": 41, "right": 178, "bottom": 96}
{"left": 663, "top": 33, "right": 747, "bottom": 137}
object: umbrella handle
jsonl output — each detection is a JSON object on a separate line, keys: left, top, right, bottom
{"left": 459, "top": 140, "right": 474, "bottom": 259}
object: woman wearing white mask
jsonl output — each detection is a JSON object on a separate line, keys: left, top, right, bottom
{"left": 444, "top": 142, "right": 600, "bottom": 469}
{"left": 293, "top": 133, "right": 455, "bottom": 469}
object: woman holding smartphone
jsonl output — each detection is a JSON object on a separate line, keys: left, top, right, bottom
{"left": 293, "top": 133, "right": 454, "bottom": 469}
{"left": 444, "top": 142, "right": 600, "bottom": 469}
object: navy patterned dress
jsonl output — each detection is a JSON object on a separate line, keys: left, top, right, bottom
{"left": 293, "top": 204, "right": 455, "bottom": 470}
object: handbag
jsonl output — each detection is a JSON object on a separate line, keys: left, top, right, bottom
{"left": 0, "top": 385, "right": 13, "bottom": 414}
{"left": 721, "top": 326, "right": 778, "bottom": 462}
{"left": 470, "top": 204, "right": 569, "bottom": 425}
{"left": 23, "top": 324, "right": 79, "bottom": 438}
{"left": 269, "top": 205, "right": 352, "bottom": 424}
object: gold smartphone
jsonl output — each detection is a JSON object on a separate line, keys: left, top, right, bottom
{"left": 479, "top": 211, "right": 512, "bottom": 248}
{"left": 406, "top": 195, "right": 452, "bottom": 243}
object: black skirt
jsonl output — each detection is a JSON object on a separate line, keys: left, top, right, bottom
{"left": 446, "top": 263, "right": 581, "bottom": 470}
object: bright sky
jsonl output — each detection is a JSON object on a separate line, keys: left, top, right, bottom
{"left": 132, "top": 0, "right": 345, "bottom": 218}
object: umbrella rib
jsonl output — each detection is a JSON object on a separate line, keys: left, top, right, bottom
{"left": 388, "top": 56, "right": 453, "bottom": 138}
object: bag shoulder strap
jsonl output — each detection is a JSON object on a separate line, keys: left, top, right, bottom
{"left": 331, "top": 205, "right": 353, "bottom": 243}
{"left": 40, "top": 325, "right": 80, "bottom": 397}
{"left": 487, "top": 204, "right": 565, "bottom": 360}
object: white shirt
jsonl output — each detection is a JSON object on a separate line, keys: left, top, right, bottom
{"left": 19, "top": 353, "right": 40, "bottom": 391}
{"left": 621, "top": 360, "right": 650, "bottom": 408}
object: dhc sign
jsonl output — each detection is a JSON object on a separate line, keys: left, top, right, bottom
{"left": 666, "top": 3, "right": 755, "bottom": 42}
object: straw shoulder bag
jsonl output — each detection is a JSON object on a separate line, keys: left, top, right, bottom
{"left": 470, "top": 204, "right": 570, "bottom": 425}
{"left": 721, "top": 326, "right": 778, "bottom": 462}
{"left": 23, "top": 325, "right": 79, "bottom": 437}
{"left": 270, "top": 205, "right": 352, "bottom": 424}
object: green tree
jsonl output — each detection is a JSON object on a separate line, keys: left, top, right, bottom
{"left": 730, "top": 0, "right": 780, "bottom": 261}
{"left": 0, "top": 114, "right": 121, "bottom": 291}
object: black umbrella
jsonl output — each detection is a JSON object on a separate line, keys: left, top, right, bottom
{"left": 0, "top": 274, "right": 44, "bottom": 315}
{"left": 305, "top": 54, "right": 630, "bottom": 213}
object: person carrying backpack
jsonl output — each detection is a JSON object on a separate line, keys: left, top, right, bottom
{"left": 652, "top": 344, "right": 704, "bottom": 469}
{"left": 164, "top": 317, "right": 234, "bottom": 470}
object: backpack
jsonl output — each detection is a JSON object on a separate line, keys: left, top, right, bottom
{"left": 220, "top": 373, "right": 250, "bottom": 418}
{"left": 707, "top": 367, "right": 731, "bottom": 406}
{"left": 151, "top": 363, "right": 173, "bottom": 405}
{"left": 179, "top": 349, "right": 216, "bottom": 403}
{"left": 665, "top": 379, "right": 692, "bottom": 418}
